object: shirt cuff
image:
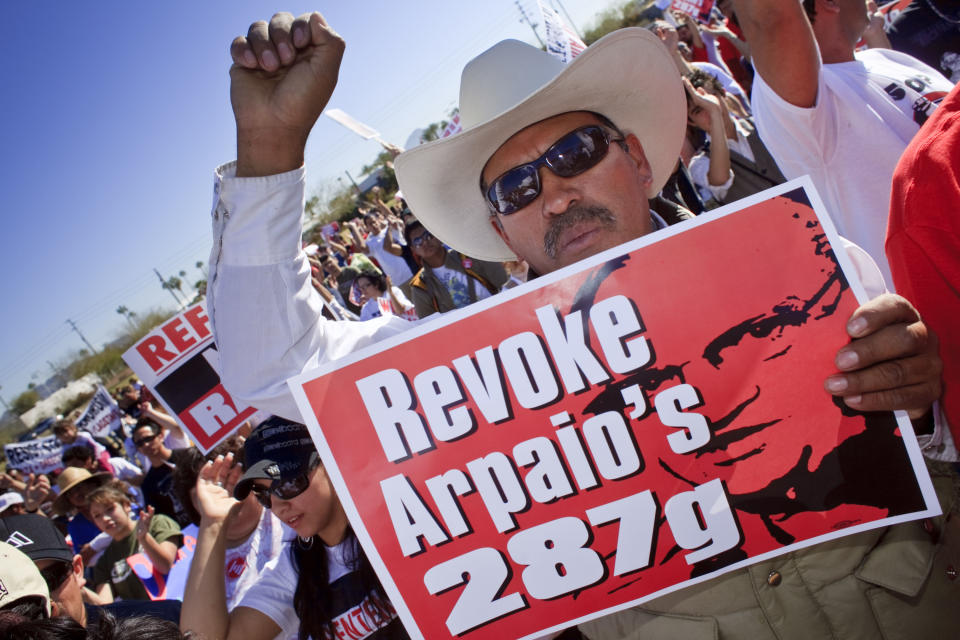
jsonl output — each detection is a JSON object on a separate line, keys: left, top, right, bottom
{"left": 213, "top": 162, "right": 307, "bottom": 266}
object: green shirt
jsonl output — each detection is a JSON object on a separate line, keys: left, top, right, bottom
{"left": 92, "top": 513, "right": 183, "bottom": 601}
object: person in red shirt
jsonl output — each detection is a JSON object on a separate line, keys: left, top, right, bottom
{"left": 886, "top": 81, "right": 960, "bottom": 441}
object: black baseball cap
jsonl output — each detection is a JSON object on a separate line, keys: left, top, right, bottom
{"left": 0, "top": 514, "right": 74, "bottom": 564}
{"left": 233, "top": 417, "right": 318, "bottom": 500}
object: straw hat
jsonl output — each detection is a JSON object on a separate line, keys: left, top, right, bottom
{"left": 394, "top": 28, "right": 685, "bottom": 262}
{"left": 52, "top": 467, "right": 111, "bottom": 515}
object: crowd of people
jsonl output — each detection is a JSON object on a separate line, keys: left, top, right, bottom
{"left": 2, "top": 1, "right": 959, "bottom": 639}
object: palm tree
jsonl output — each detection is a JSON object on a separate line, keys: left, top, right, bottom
{"left": 196, "top": 260, "right": 208, "bottom": 278}
{"left": 116, "top": 305, "right": 137, "bottom": 329}
{"left": 163, "top": 277, "right": 185, "bottom": 304}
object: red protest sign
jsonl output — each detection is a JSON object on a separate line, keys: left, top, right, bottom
{"left": 123, "top": 302, "right": 257, "bottom": 453}
{"left": 671, "top": 0, "right": 715, "bottom": 22}
{"left": 289, "top": 182, "right": 938, "bottom": 640}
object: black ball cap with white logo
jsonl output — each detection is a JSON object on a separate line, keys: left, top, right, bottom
{"left": 0, "top": 514, "right": 74, "bottom": 564}
{"left": 234, "top": 416, "right": 318, "bottom": 500}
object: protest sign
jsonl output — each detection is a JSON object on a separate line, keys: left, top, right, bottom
{"left": 538, "top": 0, "right": 586, "bottom": 63}
{"left": 671, "top": 0, "right": 714, "bottom": 22}
{"left": 3, "top": 436, "right": 62, "bottom": 475}
{"left": 127, "top": 524, "right": 198, "bottom": 600}
{"left": 289, "top": 180, "right": 939, "bottom": 640}
{"left": 123, "top": 302, "right": 256, "bottom": 454}
{"left": 74, "top": 385, "right": 124, "bottom": 439}
{"left": 324, "top": 108, "right": 381, "bottom": 140}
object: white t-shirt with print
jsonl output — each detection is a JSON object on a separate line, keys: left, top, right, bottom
{"left": 432, "top": 265, "right": 493, "bottom": 310}
{"left": 236, "top": 539, "right": 397, "bottom": 639}
{"left": 224, "top": 508, "right": 295, "bottom": 611}
{"left": 751, "top": 47, "right": 953, "bottom": 288}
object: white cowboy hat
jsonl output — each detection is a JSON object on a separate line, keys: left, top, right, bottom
{"left": 394, "top": 28, "right": 685, "bottom": 262}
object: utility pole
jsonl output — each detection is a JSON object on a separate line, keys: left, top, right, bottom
{"left": 0, "top": 385, "right": 10, "bottom": 412}
{"left": 344, "top": 170, "right": 363, "bottom": 196}
{"left": 515, "top": 0, "right": 546, "bottom": 47}
{"left": 552, "top": 0, "right": 583, "bottom": 40}
{"left": 65, "top": 318, "right": 98, "bottom": 355}
{"left": 154, "top": 268, "right": 183, "bottom": 305}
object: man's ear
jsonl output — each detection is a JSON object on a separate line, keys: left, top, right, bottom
{"left": 72, "top": 554, "right": 86, "bottom": 588}
{"left": 623, "top": 133, "right": 655, "bottom": 196}
{"left": 488, "top": 216, "right": 525, "bottom": 263}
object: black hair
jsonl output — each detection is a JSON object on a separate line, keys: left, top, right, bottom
{"left": 88, "top": 612, "right": 192, "bottom": 640}
{"left": 61, "top": 445, "right": 94, "bottom": 466}
{"left": 403, "top": 219, "right": 425, "bottom": 245}
{"left": 0, "top": 598, "right": 47, "bottom": 622}
{"left": 687, "top": 68, "right": 726, "bottom": 96}
{"left": 0, "top": 615, "right": 85, "bottom": 640}
{"left": 291, "top": 530, "right": 397, "bottom": 640}
{"left": 354, "top": 270, "right": 387, "bottom": 295}
{"left": 802, "top": 0, "right": 816, "bottom": 22}
{"left": 132, "top": 418, "right": 161, "bottom": 436}
{"left": 171, "top": 437, "right": 246, "bottom": 525}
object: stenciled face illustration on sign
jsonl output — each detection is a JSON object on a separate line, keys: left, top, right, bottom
{"left": 573, "top": 189, "right": 926, "bottom": 576}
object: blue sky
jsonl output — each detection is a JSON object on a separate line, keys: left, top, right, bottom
{"left": 0, "top": 0, "right": 609, "bottom": 402}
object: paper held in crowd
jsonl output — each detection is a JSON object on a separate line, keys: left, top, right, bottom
{"left": 288, "top": 178, "right": 940, "bottom": 640}
{"left": 122, "top": 302, "right": 256, "bottom": 453}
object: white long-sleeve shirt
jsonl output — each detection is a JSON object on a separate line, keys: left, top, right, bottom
{"left": 206, "top": 162, "right": 953, "bottom": 460}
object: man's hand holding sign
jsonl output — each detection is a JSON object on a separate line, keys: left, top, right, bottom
{"left": 203, "top": 9, "right": 956, "bottom": 640}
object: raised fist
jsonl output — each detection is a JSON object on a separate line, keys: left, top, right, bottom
{"left": 230, "top": 11, "right": 345, "bottom": 176}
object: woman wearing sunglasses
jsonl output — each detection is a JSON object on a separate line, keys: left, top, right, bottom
{"left": 180, "top": 417, "right": 406, "bottom": 640}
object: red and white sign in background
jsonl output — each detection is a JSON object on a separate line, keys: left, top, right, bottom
{"left": 123, "top": 302, "right": 256, "bottom": 453}
{"left": 290, "top": 180, "right": 939, "bottom": 640}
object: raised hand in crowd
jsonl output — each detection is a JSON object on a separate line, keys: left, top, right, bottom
{"left": 0, "top": 471, "right": 27, "bottom": 492}
{"left": 683, "top": 76, "right": 731, "bottom": 189}
{"left": 22, "top": 472, "right": 51, "bottom": 513}
{"left": 230, "top": 11, "right": 345, "bottom": 177}
{"left": 193, "top": 454, "right": 244, "bottom": 525}
{"left": 862, "top": 0, "right": 892, "bottom": 49}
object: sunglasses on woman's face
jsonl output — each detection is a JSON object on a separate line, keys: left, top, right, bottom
{"left": 484, "top": 125, "right": 626, "bottom": 215}
{"left": 251, "top": 467, "right": 315, "bottom": 509}
{"left": 39, "top": 561, "right": 73, "bottom": 592}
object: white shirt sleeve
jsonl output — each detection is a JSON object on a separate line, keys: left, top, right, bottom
{"left": 206, "top": 163, "right": 411, "bottom": 421}
{"left": 687, "top": 151, "right": 734, "bottom": 201}
{"left": 236, "top": 547, "right": 300, "bottom": 637}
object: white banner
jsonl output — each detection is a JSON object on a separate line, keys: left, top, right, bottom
{"left": 4, "top": 436, "right": 63, "bottom": 475}
{"left": 324, "top": 108, "right": 381, "bottom": 140}
{"left": 538, "top": 0, "right": 586, "bottom": 64}
{"left": 75, "top": 385, "right": 124, "bottom": 439}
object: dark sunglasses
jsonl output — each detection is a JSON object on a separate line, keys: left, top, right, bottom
{"left": 251, "top": 462, "right": 318, "bottom": 509}
{"left": 133, "top": 433, "right": 159, "bottom": 448}
{"left": 39, "top": 561, "right": 73, "bottom": 592}
{"left": 484, "top": 125, "right": 626, "bottom": 215}
{"left": 410, "top": 230, "right": 433, "bottom": 248}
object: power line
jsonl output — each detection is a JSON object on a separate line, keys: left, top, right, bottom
{"left": 65, "top": 318, "right": 97, "bottom": 355}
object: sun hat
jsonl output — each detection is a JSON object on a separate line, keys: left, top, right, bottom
{"left": 0, "top": 540, "right": 50, "bottom": 616}
{"left": 52, "top": 467, "right": 111, "bottom": 515}
{"left": 234, "top": 417, "right": 318, "bottom": 500}
{"left": 394, "top": 27, "right": 685, "bottom": 262}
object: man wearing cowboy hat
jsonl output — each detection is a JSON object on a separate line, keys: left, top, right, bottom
{"left": 205, "top": 11, "right": 955, "bottom": 638}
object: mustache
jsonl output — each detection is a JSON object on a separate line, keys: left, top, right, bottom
{"left": 543, "top": 204, "right": 617, "bottom": 259}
